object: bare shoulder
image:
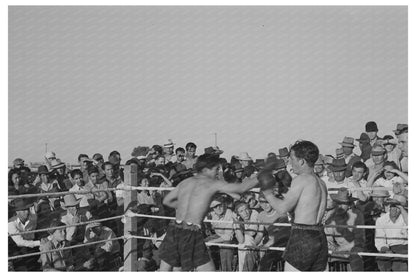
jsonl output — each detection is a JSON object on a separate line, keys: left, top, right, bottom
{"left": 292, "top": 174, "right": 318, "bottom": 187}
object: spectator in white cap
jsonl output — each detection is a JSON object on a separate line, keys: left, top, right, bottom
{"left": 44, "top": 151, "right": 57, "bottom": 170}
{"left": 163, "top": 139, "right": 176, "bottom": 163}
{"left": 205, "top": 196, "right": 237, "bottom": 271}
{"left": 236, "top": 152, "right": 252, "bottom": 169}
{"left": 339, "top": 137, "right": 362, "bottom": 178}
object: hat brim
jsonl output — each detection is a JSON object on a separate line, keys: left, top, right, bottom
{"left": 52, "top": 164, "right": 65, "bottom": 169}
{"left": 330, "top": 195, "right": 358, "bottom": 203}
{"left": 330, "top": 165, "right": 347, "bottom": 172}
{"left": 339, "top": 142, "right": 355, "bottom": 147}
{"left": 371, "top": 151, "right": 386, "bottom": 156}
{"left": 14, "top": 202, "right": 34, "bottom": 211}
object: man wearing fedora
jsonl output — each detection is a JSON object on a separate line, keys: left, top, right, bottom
{"left": 339, "top": 137, "right": 362, "bottom": 178}
{"left": 365, "top": 121, "right": 381, "bottom": 147}
{"left": 8, "top": 198, "right": 41, "bottom": 271}
{"left": 60, "top": 194, "right": 88, "bottom": 243}
{"left": 356, "top": 133, "right": 372, "bottom": 162}
{"left": 325, "top": 188, "right": 365, "bottom": 271}
{"left": 375, "top": 194, "right": 408, "bottom": 271}
{"left": 365, "top": 144, "right": 387, "bottom": 180}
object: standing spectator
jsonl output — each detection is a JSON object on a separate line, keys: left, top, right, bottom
{"left": 325, "top": 188, "right": 365, "bottom": 271}
{"left": 375, "top": 195, "right": 408, "bottom": 271}
{"left": 382, "top": 135, "right": 401, "bottom": 167}
{"left": 169, "top": 147, "right": 187, "bottom": 178}
{"left": 365, "top": 121, "right": 381, "bottom": 147}
{"left": 92, "top": 153, "right": 106, "bottom": 181}
{"left": 10, "top": 158, "right": 31, "bottom": 184}
{"left": 339, "top": 137, "right": 362, "bottom": 177}
{"left": 183, "top": 142, "right": 198, "bottom": 169}
{"left": 205, "top": 197, "right": 236, "bottom": 271}
{"left": 78, "top": 154, "right": 93, "bottom": 184}
{"left": 108, "top": 150, "right": 123, "bottom": 180}
{"left": 233, "top": 201, "right": 264, "bottom": 271}
{"left": 163, "top": 139, "right": 176, "bottom": 163}
{"left": 39, "top": 221, "right": 75, "bottom": 271}
{"left": 356, "top": 133, "right": 372, "bottom": 162}
{"left": 365, "top": 145, "right": 387, "bottom": 179}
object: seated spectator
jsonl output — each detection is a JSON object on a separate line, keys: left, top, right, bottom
{"left": 36, "top": 165, "right": 61, "bottom": 210}
{"left": 313, "top": 154, "right": 326, "bottom": 178}
{"left": 137, "top": 175, "right": 156, "bottom": 205}
{"left": 8, "top": 198, "right": 40, "bottom": 271}
{"left": 8, "top": 169, "right": 33, "bottom": 197}
{"left": 60, "top": 194, "right": 88, "bottom": 243}
{"left": 325, "top": 158, "right": 348, "bottom": 210}
{"left": 233, "top": 201, "right": 264, "bottom": 271}
{"left": 338, "top": 136, "right": 362, "bottom": 177}
{"left": 325, "top": 188, "right": 365, "bottom": 271}
{"left": 49, "top": 159, "right": 72, "bottom": 191}
{"left": 84, "top": 167, "right": 112, "bottom": 219}
{"left": 84, "top": 222, "right": 121, "bottom": 271}
{"left": 375, "top": 194, "right": 408, "bottom": 271}
{"left": 367, "top": 161, "right": 405, "bottom": 197}
{"left": 39, "top": 221, "right": 74, "bottom": 271}
{"left": 10, "top": 158, "right": 32, "bottom": 184}
{"left": 257, "top": 194, "right": 290, "bottom": 271}
{"left": 345, "top": 161, "right": 369, "bottom": 202}
{"left": 69, "top": 169, "right": 94, "bottom": 209}
{"left": 205, "top": 197, "right": 237, "bottom": 271}
{"left": 241, "top": 191, "right": 260, "bottom": 211}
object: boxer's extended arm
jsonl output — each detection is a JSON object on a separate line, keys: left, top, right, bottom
{"left": 262, "top": 178, "right": 304, "bottom": 214}
{"left": 162, "top": 186, "right": 179, "bottom": 208}
{"left": 215, "top": 176, "right": 258, "bottom": 195}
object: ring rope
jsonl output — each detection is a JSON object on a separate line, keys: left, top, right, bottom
{"left": 8, "top": 236, "right": 125, "bottom": 261}
{"left": 8, "top": 215, "right": 124, "bottom": 237}
{"left": 8, "top": 185, "right": 394, "bottom": 200}
{"left": 128, "top": 213, "right": 408, "bottom": 230}
{"left": 128, "top": 235, "right": 408, "bottom": 259}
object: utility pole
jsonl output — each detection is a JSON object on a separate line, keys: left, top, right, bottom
{"left": 45, "top": 143, "right": 48, "bottom": 153}
{"left": 214, "top": 133, "right": 217, "bottom": 147}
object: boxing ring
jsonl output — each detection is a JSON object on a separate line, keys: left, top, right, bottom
{"left": 8, "top": 165, "right": 408, "bottom": 271}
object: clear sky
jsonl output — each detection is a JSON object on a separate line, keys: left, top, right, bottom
{"left": 9, "top": 6, "right": 407, "bottom": 165}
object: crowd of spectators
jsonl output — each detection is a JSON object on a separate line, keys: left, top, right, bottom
{"left": 8, "top": 121, "right": 408, "bottom": 271}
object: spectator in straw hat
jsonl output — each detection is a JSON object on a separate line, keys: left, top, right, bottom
{"left": 375, "top": 194, "right": 408, "bottom": 271}
{"left": 50, "top": 159, "right": 72, "bottom": 191}
{"left": 163, "top": 139, "right": 176, "bottom": 163}
{"left": 59, "top": 194, "right": 87, "bottom": 243}
{"left": 395, "top": 124, "right": 408, "bottom": 174}
{"left": 39, "top": 220, "right": 75, "bottom": 271}
{"left": 365, "top": 121, "right": 381, "bottom": 147}
{"left": 236, "top": 152, "right": 252, "bottom": 168}
{"left": 356, "top": 133, "right": 372, "bottom": 162}
{"left": 8, "top": 198, "right": 41, "bottom": 271}
{"left": 325, "top": 188, "right": 365, "bottom": 271}
{"left": 365, "top": 144, "right": 387, "bottom": 180}
{"left": 314, "top": 154, "right": 325, "bottom": 178}
{"left": 44, "top": 151, "right": 57, "bottom": 170}
{"left": 382, "top": 135, "right": 401, "bottom": 167}
{"left": 339, "top": 137, "right": 362, "bottom": 178}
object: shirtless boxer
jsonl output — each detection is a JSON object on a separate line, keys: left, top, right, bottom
{"left": 158, "top": 154, "right": 258, "bottom": 271}
{"left": 258, "top": 140, "right": 328, "bottom": 271}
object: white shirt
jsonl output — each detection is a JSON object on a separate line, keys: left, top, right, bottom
{"left": 374, "top": 176, "right": 404, "bottom": 197}
{"left": 375, "top": 213, "right": 408, "bottom": 251}
{"left": 345, "top": 177, "right": 368, "bottom": 199}
{"left": 210, "top": 209, "right": 236, "bottom": 241}
{"left": 8, "top": 214, "right": 40, "bottom": 248}
{"left": 69, "top": 184, "right": 93, "bottom": 208}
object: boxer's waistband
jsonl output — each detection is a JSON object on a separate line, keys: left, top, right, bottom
{"left": 291, "top": 223, "right": 324, "bottom": 231}
{"left": 171, "top": 220, "right": 202, "bottom": 231}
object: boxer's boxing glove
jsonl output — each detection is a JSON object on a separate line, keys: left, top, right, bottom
{"left": 257, "top": 170, "right": 276, "bottom": 191}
